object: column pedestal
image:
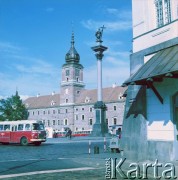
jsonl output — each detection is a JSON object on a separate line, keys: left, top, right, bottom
{"left": 91, "top": 101, "right": 108, "bottom": 136}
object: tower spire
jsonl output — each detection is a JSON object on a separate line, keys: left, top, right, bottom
{"left": 65, "top": 31, "right": 80, "bottom": 63}
{"left": 71, "top": 31, "right": 74, "bottom": 47}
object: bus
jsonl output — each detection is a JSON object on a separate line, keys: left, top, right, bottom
{"left": 0, "top": 120, "right": 46, "bottom": 146}
{"left": 56, "top": 129, "right": 92, "bottom": 138}
{"left": 73, "top": 130, "right": 92, "bottom": 137}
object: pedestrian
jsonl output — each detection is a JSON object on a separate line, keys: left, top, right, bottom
{"left": 68, "top": 129, "right": 72, "bottom": 139}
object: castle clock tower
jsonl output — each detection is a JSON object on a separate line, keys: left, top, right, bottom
{"left": 60, "top": 33, "right": 85, "bottom": 105}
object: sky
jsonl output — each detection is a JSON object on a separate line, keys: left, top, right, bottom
{"left": 0, "top": 0, "right": 132, "bottom": 100}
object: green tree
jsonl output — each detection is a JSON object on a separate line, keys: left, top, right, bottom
{"left": 0, "top": 91, "right": 29, "bottom": 121}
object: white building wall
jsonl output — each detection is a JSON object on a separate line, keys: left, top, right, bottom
{"left": 133, "top": 21, "right": 178, "bottom": 53}
{"left": 132, "top": 0, "right": 178, "bottom": 53}
{"left": 146, "top": 78, "right": 178, "bottom": 142}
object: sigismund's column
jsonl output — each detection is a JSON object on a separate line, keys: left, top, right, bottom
{"left": 91, "top": 26, "right": 108, "bottom": 136}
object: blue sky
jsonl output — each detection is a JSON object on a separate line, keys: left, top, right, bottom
{"left": 0, "top": 0, "right": 132, "bottom": 99}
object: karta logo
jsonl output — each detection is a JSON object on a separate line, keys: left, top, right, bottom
{"left": 105, "top": 158, "right": 177, "bottom": 179}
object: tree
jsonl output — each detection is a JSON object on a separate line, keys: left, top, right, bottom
{"left": 0, "top": 91, "right": 29, "bottom": 121}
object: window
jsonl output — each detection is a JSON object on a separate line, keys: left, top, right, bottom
{"left": 164, "top": 0, "right": 171, "bottom": 24}
{"left": 38, "top": 111, "right": 40, "bottom": 115}
{"left": 48, "top": 110, "right": 50, "bottom": 114}
{"left": 64, "top": 119, "right": 68, "bottom": 125}
{"left": 118, "top": 93, "right": 123, "bottom": 100}
{"left": 65, "top": 99, "right": 68, "bottom": 103}
{"left": 67, "top": 77, "right": 69, "bottom": 82}
{"left": 53, "top": 120, "right": 56, "bottom": 126}
{"left": 75, "top": 69, "right": 80, "bottom": 76}
{"left": 0, "top": 125, "right": 3, "bottom": 131}
{"left": 48, "top": 120, "right": 50, "bottom": 126}
{"left": 82, "top": 108, "right": 84, "bottom": 111}
{"left": 66, "top": 69, "right": 70, "bottom": 76}
{"left": 58, "top": 120, "right": 60, "bottom": 125}
{"left": 65, "top": 89, "right": 69, "bottom": 94}
{"left": 89, "top": 107, "right": 92, "bottom": 112}
{"left": 43, "top": 111, "right": 45, "bottom": 115}
{"left": 155, "top": 0, "right": 171, "bottom": 27}
{"left": 51, "top": 100, "right": 55, "bottom": 106}
{"left": 65, "top": 109, "right": 68, "bottom": 113}
{"left": 12, "top": 125, "right": 17, "bottom": 132}
{"left": 58, "top": 109, "right": 60, "bottom": 114}
{"left": 82, "top": 115, "right": 85, "bottom": 120}
{"left": 75, "top": 114, "right": 78, "bottom": 120}
{"left": 76, "top": 77, "right": 79, "bottom": 82}
{"left": 75, "top": 108, "right": 78, "bottom": 111}
{"left": 85, "top": 96, "right": 91, "bottom": 103}
{"left": 18, "top": 124, "right": 23, "bottom": 131}
{"left": 77, "top": 91, "right": 80, "bottom": 95}
{"left": 32, "top": 111, "right": 34, "bottom": 115}
{"left": 89, "top": 119, "right": 93, "bottom": 125}
{"left": 53, "top": 110, "right": 55, "bottom": 114}
{"left": 32, "top": 123, "right": 44, "bottom": 130}
{"left": 4, "top": 124, "right": 10, "bottom": 131}
{"left": 113, "top": 118, "right": 117, "bottom": 125}
{"left": 25, "top": 124, "right": 31, "bottom": 131}
{"left": 114, "top": 106, "right": 117, "bottom": 111}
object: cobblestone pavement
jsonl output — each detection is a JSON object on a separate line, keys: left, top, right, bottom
{"left": 1, "top": 137, "right": 178, "bottom": 180}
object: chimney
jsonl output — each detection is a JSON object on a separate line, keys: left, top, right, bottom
{"left": 112, "top": 83, "right": 116, "bottom": 88}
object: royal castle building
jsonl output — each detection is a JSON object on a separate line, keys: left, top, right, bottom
{"left": 24, "top": 33, "right": 126, "bottom": 134}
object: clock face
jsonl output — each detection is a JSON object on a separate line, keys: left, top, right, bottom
{"left": 65, "top": 88, "right": 69, "bottom": 94}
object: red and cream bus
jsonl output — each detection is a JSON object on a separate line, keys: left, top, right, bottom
{"left": 0, "top": 120, "right": 46, "bottom": 146}
{"left": 56, "top": 129, "right": 92, "bottom": 138}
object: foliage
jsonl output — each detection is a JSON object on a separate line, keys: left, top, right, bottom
{"left": 0, "top": 91, "right": 29, "bottom": 121}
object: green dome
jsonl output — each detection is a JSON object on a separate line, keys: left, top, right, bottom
{"left": 65, "top": 33, "right": 80, "bottom": 63}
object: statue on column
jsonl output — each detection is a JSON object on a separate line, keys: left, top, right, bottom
{"left": 95, "top": 25, "right": 105, "bottom": 43}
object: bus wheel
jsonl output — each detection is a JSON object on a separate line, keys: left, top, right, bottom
{"left": 34, "top": 142, "right": 41, "bottom": 146}
{"left": 20, "top": 137, "right": 28, "bottom": 146}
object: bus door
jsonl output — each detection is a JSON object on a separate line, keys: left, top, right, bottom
{"left": 1, "top": 124, "right": 10, "bottom": 143}
{"left": 10, "top": 125, "right": 18, "bottom": 143}
{"left": 16, "top": 124, "right": 25, "bottom": 142}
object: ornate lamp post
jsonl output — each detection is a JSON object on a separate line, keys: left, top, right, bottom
{"left": 91, "top": 26, "right": 108, "bottom": 136}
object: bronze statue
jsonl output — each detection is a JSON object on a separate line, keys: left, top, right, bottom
{"left": 95, "top": 25, "right": 105, "bottom": 43}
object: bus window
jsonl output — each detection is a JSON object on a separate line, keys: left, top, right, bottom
{"left": 12, "top": 125, "right": 17, "bottom": 131}
{"left": 25, "top": 124, "right": 31, "bottom": 131}
{"left": 18, "top": 124, "right": 24, "bottom": 131}
{"left": 0, "top": 125, "right": 3, "bottom": 131}
{"left": 4, "top": 124, "right": 10, "bottom": 131}
{"left": 32, "top": 123, "right": 44, "bottom": 131}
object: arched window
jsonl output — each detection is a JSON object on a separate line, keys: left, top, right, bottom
{"left": 64, "top": 119, "right": 68, "bottom": 126}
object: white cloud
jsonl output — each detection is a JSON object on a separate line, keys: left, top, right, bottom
{"left": 81, "top": 19, "right": 131, "bottom": 32}
{"left": 0, "top": 42, "right": 22, "bottom": 55}
{"left": 106, "top": 8, "right": 132, "bottom": 20}
{"left": 84, "top": 63, "right": 129, "bottom": 89}
{"left": 14, "top": 58, "right": 59, "bottom": 76}
{"left": 0, "top": 42, "right": 60, "bottom": 97}
{"left": 81, "top": 8, "right": 132, "bottom": 32}
{"left": 84, "top": 52, "right": 130, "bottom": 89}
